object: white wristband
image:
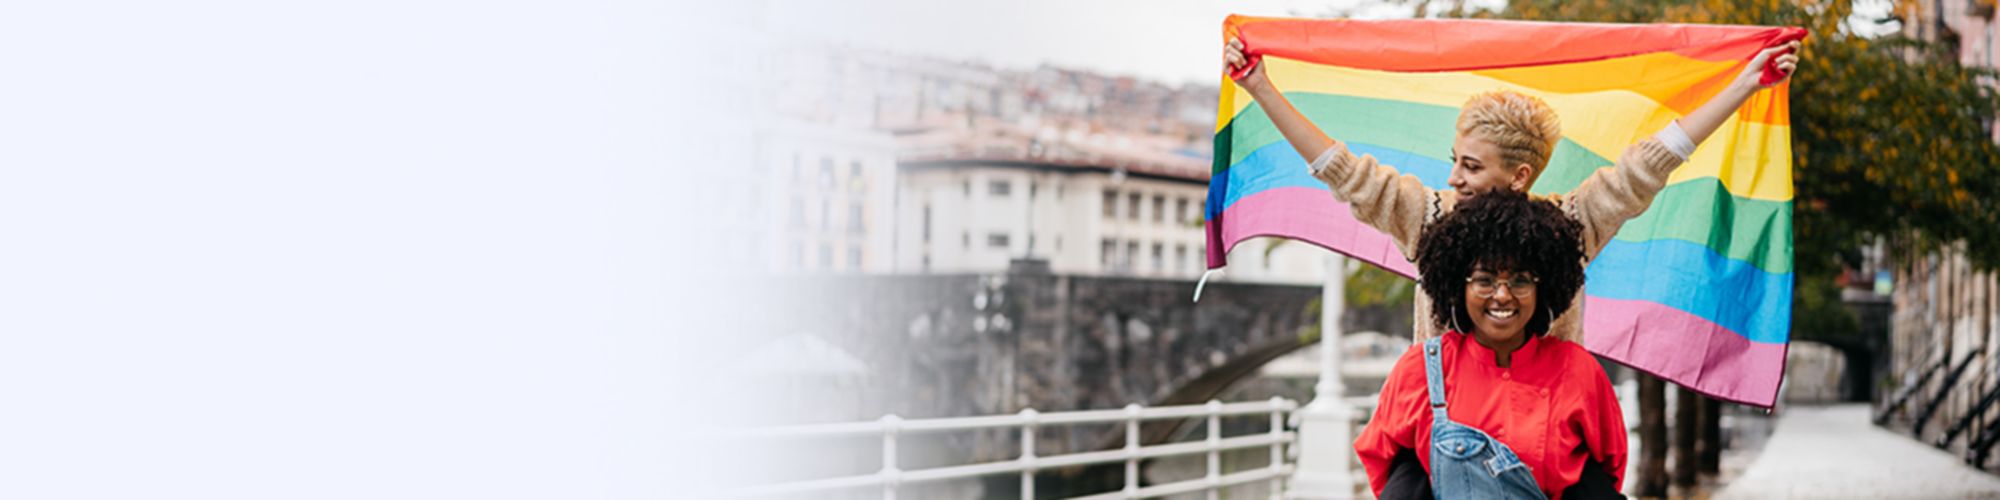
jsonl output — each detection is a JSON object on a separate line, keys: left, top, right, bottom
{"left": 1307, "top": 145, "right": 1340, "bottom": 176}
{"left": 1654, "top": 120, "right": 1697, "bottom": 161}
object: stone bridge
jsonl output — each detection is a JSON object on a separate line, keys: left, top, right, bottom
{"left": 765, "top": 260, "right": 1407, "bottom": 465}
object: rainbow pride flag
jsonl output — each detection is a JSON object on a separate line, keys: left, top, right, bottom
{"left": 1208, "top": 16, "right": 1800, "bottom": 407}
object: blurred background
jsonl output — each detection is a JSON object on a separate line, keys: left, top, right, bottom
{"left": 3, "top": 0, "right": 1997, "bottom": 499}
{"left": 717, "top": 0, "right": 2000, "bottom": 499}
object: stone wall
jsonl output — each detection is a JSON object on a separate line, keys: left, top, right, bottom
{"left": 753, "top": 261, "right": 1411, "bottom": 456}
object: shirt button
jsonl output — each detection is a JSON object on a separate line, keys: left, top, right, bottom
{"left": 1502, "top": 372, "right": 1511, "bottom": 379}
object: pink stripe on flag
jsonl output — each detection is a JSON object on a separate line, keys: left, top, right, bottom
{"left": 1214, "top": 187, "right": 1417, "bottom": 277}
{"left": 1583, "top": 295, "right": 1787, "bottom": 407}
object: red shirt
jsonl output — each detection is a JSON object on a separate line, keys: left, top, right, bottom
{"left": 1353, "top": 332, "right": 1627, "bottom": 500}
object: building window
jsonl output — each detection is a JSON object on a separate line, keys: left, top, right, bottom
{"left": 848, "top": 246, "right": 863, "bottom": 270}
{"left": 922, "top": 205, "right": 932, "bottom": 243}
{"left": 791, "top": 153, "right": 803, "bottom": 182}
{"left": 1125, "top": 241, "right": 1140, "bottom": 273}
{"left": 963, "top": 231, "right": 970, "bottom": 249}
{"left": 1176, "top": 198, "right": 1190, "bottom": 224}
{"left": 848, "top": 161, "right": 866, "bottom": 192}
{"left": 821, "top": 199, "right": 832, "bottom": 232}
{"left": 1176, "top": 245, "right": 1188, "bottom": 274}
{"left": 964, "top": 179, "right": 972, "bottom": 198}
{"left": 819, "top": 157, "right": 835, "bottom": 189}
{"left": 1055, "top": 235, "right": 1063, "bottom": 252}
{"left": 988, "top": 233, "right": 1011, "bottom": 249}
{"left": 788, "top": 197, "right": 805, "bottom": 228}
{"left": 1153, "top": 195, "right": 1165, "bottom": 224}
{"left": 990, "top": 180, "right": 1012, "bottom": 197}
{"left": 791, "top": 242, "right": 804, "bottom": 269}
{"left": 1103, "top": 190, "right": 1118, "bottom": 219}
{"left": 1101, "top": 239, "right": 1117, "bottom": 270}
{"left": 921, "top": 254, "right": 930, "bottom": 272}
{"left": 819, "top": 244, "right": 833, "bottom": 269}
{"left": 848, "top": 202, "right": 864, "bottom": 234}
{"left": 1128, "top": 193, "right": 1141, "bottom": 221}
{"left": 1152, "top": 243, "right": 1164, "bottom": 273}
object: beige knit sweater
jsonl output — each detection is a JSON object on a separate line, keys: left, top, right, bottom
{"left": 1308, "top": 138, "right": 1687, "bottom": 343}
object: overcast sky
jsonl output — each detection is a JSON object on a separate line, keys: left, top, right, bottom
{"left": 762, "top": 0, "right": 1446, "bottom": 86}
{"left": 762, "top": 0, "right": 1898, "bottom": 86}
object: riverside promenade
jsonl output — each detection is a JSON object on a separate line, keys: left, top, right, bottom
{"left": 1713, "top": 404, "right": 2000, "bottom": 499}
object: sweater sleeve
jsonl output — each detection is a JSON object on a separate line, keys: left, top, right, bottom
{"left": 1355, "top": 345, "right": 1429, "bottom": 498}
{"left": 1308, "top": 142, "right": 1439, "bottom": 259}
{"left": 1561, "top": 138, "right": 1686, "bottom": 259}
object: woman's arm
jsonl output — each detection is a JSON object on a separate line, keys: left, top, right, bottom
{"left": 1225, "top": 38, "right": 1335, "bottom": 163}
{"left": 1562, "top": 40, "right": 1802, "bottom": 258}
{"left": 1223, "top": 38, "right": 1438, "bottom": 254}
{"left": 1678, "top": 41, "right": 1801, "bottom": 145}
{"left": 1355, "top": 346, "right": 1431, "bottom": 497}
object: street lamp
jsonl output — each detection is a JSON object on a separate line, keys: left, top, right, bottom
{"left": 1289, "top": 252, "right": 1356, "bottom": 498}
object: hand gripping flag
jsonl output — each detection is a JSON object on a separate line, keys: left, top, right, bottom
{"left": 1208, "top": 16, "right": 1802, "bottom": 407}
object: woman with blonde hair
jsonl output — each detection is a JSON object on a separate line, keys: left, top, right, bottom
{"left": 1221, "top": 37, "right": 1801, "bottom": 345}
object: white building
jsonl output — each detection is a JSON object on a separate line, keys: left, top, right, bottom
{"left": 758, "top": 120, "right": 899, "bottom": 274}
{"left": 892, "top": 155, "right": 1329, "bottom": 285}
{"left": 756, "top": 41, "right": 1331, "bottom": 284}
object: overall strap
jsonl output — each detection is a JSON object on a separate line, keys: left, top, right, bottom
{"left": 1423, "top": 336, "right": 1448, "bottom": 423}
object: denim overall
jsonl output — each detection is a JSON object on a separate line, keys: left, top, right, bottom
{"left": 1424, "top": 336, "right": 1547, "bottom": 499}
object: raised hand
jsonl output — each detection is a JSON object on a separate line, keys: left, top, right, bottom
{"left": 1744, "top": 40, "right": 1802, "bottom": 89}
{"left": 1224, "top": 37, "right": 1270, "bottom": 94}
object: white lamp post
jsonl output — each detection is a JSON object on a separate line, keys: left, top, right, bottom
{"left": 1288, "top": 252, "right": 1356, "bottom": 498}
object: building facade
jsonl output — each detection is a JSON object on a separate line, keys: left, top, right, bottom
{"left": 892, "top": 156, "right": 1327, "bottom": 284}
{"left": 758, "top": 120, "right": 899, "bottom": 274}
{"left": 1876, "top": 0, "right": 2000, "bottom": 471}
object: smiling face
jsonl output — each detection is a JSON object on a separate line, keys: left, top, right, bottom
{"left": 1463, "top": 264, "right": 1538, "bottom": 349}
{"left": 1447, "top": 132, "right": 1535, "bottom": 197}
{"left": 1418, "top": 191, "right": 1587, "bottom": 350}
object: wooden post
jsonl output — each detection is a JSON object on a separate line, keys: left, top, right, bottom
{"left": 1673, "top": 384, "right": 1698, "bottom": 489}
{"left": 1698, "top": 395, "right": 1722, "bottom": 476}
{"left": 1638, "top": 373, "right": 1668, "bottom": 497}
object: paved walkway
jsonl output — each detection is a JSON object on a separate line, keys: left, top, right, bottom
{"left": 1714, "top": 404, "right": 2000, "bottom": 499}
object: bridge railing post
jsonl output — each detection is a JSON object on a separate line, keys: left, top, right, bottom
{"left": 1124, "top": 403, "right": 1141, "bottom": 497}
{"left": 1021, "top": 409, "right": 1038, "bottom": 500}
{"left": 1206, "top": 400, "right": 1222, "bottom": 500}
{"left": 881, "top": 414, "right": 901, "bottom": 500}
{"left": 1268, "top": 397, "right": 1285, "bottom": 500}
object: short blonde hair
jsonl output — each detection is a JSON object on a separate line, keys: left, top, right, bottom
{"left": 1456, "top": 91, "right": 1563, "bottom": 182}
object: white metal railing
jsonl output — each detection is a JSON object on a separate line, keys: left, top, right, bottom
{"left": 730, "top": 397, "right": 1300, "bottom": 499}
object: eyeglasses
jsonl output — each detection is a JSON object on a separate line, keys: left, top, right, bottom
{"left": 1466, "top": 274, "right": 1538, "bottom": 298}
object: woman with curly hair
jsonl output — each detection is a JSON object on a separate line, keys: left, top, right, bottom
{"left": 1355, "top": 191, "right": 1627, "bottom": 500}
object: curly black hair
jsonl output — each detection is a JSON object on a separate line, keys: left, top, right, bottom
{"left": 1414, "top": 190, "right": 1585, "bottom": 337}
